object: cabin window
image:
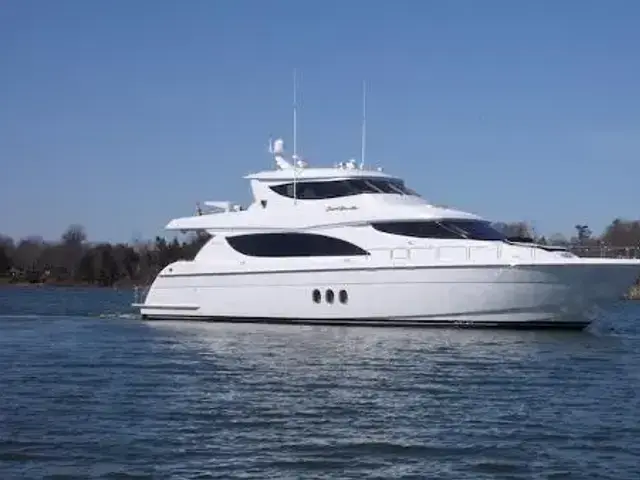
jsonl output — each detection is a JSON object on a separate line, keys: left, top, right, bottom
{"left": 339, "top": 289, "right": 348, "bottom": 304}
{"left": 372, "top": 220, "right": 506, "bottom": 241}
{"left": 326, "top": 289, "right": 335, "bottom": 304}
{"left": 226, "top": 233, "right": 370, "bottom": 257}
{"left": 269, "top": 179, "right": 420, "bottom": 200}
{"left": 443, "top": 220, "right": 506, "bottom": 241}
{"left": 372, "top": 221, "right": 463, "bottom": 239}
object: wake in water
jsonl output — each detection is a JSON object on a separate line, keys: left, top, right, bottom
{"left": 0, "top": 312, "right": 143, "bottom": 321}
{"left": 97, "top": 312, "right": 142, "bottom": 320}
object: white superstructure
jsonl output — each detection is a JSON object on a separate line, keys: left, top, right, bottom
{"left": 133, "top": 139, "right": 640, "bottom": 329}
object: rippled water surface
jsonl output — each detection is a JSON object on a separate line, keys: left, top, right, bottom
{"left": 1, "top": 287, "right": 639, "bottom": 479}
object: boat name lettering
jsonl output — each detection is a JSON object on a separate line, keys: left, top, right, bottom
{"left": 326, "top": 206, "right": 358, "bottom": 212}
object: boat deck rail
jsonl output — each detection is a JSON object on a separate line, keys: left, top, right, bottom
{"left": 364, "top": 244, "right": 640, "bottom": 262}
{"left": 568, "top": 245, "right": 640, "bottom": 258}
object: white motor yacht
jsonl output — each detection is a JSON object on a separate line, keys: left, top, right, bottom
{"left": 133, "top": 139, "right": 640, "bottom": 329}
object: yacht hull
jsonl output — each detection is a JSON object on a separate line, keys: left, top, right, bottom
{"left": 135, "top": 259, "right": 640, "bottom": 329}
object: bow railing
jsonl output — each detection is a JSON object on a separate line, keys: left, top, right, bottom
{"left": 568, "top": 245, "right": 640, "bottom": 259}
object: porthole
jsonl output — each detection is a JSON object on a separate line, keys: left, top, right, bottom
{"left": 339, "top": 289, "right": 348, "bottom": 304}
{"left": 312, "top": 289, "right": 321, "bottom": 303}
{"left": 325, "top": 289, "right": 335, "bottom": 304}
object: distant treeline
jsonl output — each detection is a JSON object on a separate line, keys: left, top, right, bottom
{"left": 0, "top": 225, "right": 210, "bottom": 287}
{"left": 493, "top": 219, "right": 640, "bottom": 249}
{"left": 1, "top": 219, "right": 640, "bottom": 287}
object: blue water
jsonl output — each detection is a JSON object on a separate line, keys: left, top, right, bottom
{"left": 1, "top": 287, "right": 639, "bottom": 479}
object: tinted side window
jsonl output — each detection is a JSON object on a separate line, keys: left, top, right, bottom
{"left": 390, "top": 179, "right": 421, "bottom": 196}
{"left": 226, "top": 233, "right": 370, "bottom": 257}
{"left": 269, "top": 179, "right": 421, "bottom": 199}
{"left": 270, "top": 183, "right": 296, "bottom": 198}
{"left": 348, "top": 179, "right": 383, "bottom": 194}
{"left": 366, "top": 179, "right": 396, "bottom": 193}
{"left": 441, "top": 220, "right": 506, "bottom": 241}
{"left": 368, "top": 179, "right": 414, "bottom": 195}
{"left": 372, "top": 221, "right": 463, "bottom": 239}
{"left": 270, "top": 181, "right": 357, "bottom": 200}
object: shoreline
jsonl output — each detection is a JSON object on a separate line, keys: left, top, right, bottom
{"left": 0, "top": 279, "right": 147, "bottom": 289}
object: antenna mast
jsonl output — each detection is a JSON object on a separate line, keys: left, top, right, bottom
{"left": 360, "top": 80, "right": 367, "bottom": 170}
{"left": 293, "top": 68, "right": 298, "bottom": 160}
{"left": 292, "top": 68, "right": 298, "bottom": 204}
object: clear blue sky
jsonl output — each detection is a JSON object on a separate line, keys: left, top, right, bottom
{"left": 1, "top": 0, "right": 639, "bottom": 243}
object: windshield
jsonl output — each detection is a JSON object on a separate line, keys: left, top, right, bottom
{"left": 372, "top": 220, "right": 507, "bottom": 241}
{"left": 439, "top": 220, "right": 506, "bottom": 241}
{"left": 270, "top": 179, "right": 420, "bottom": 200}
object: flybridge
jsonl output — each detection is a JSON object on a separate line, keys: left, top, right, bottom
{"left": 253, "top": 137, "right": 386, "bottom": 171}
{"left": 265, "top": 138, "right": 378, "bottom": 172}
{"left": 176, "top": 73, "right": 414, "bottom": 227}
{"left": 244, "top": 137, "right": 393, "bottom": 183}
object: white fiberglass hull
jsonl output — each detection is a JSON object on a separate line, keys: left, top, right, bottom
{"left": 135, "top": 259, "right": 640, "bottom": 330}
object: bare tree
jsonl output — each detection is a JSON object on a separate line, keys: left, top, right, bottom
{"left": 61, "top": 224, "right": 87, "bottom": 246}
